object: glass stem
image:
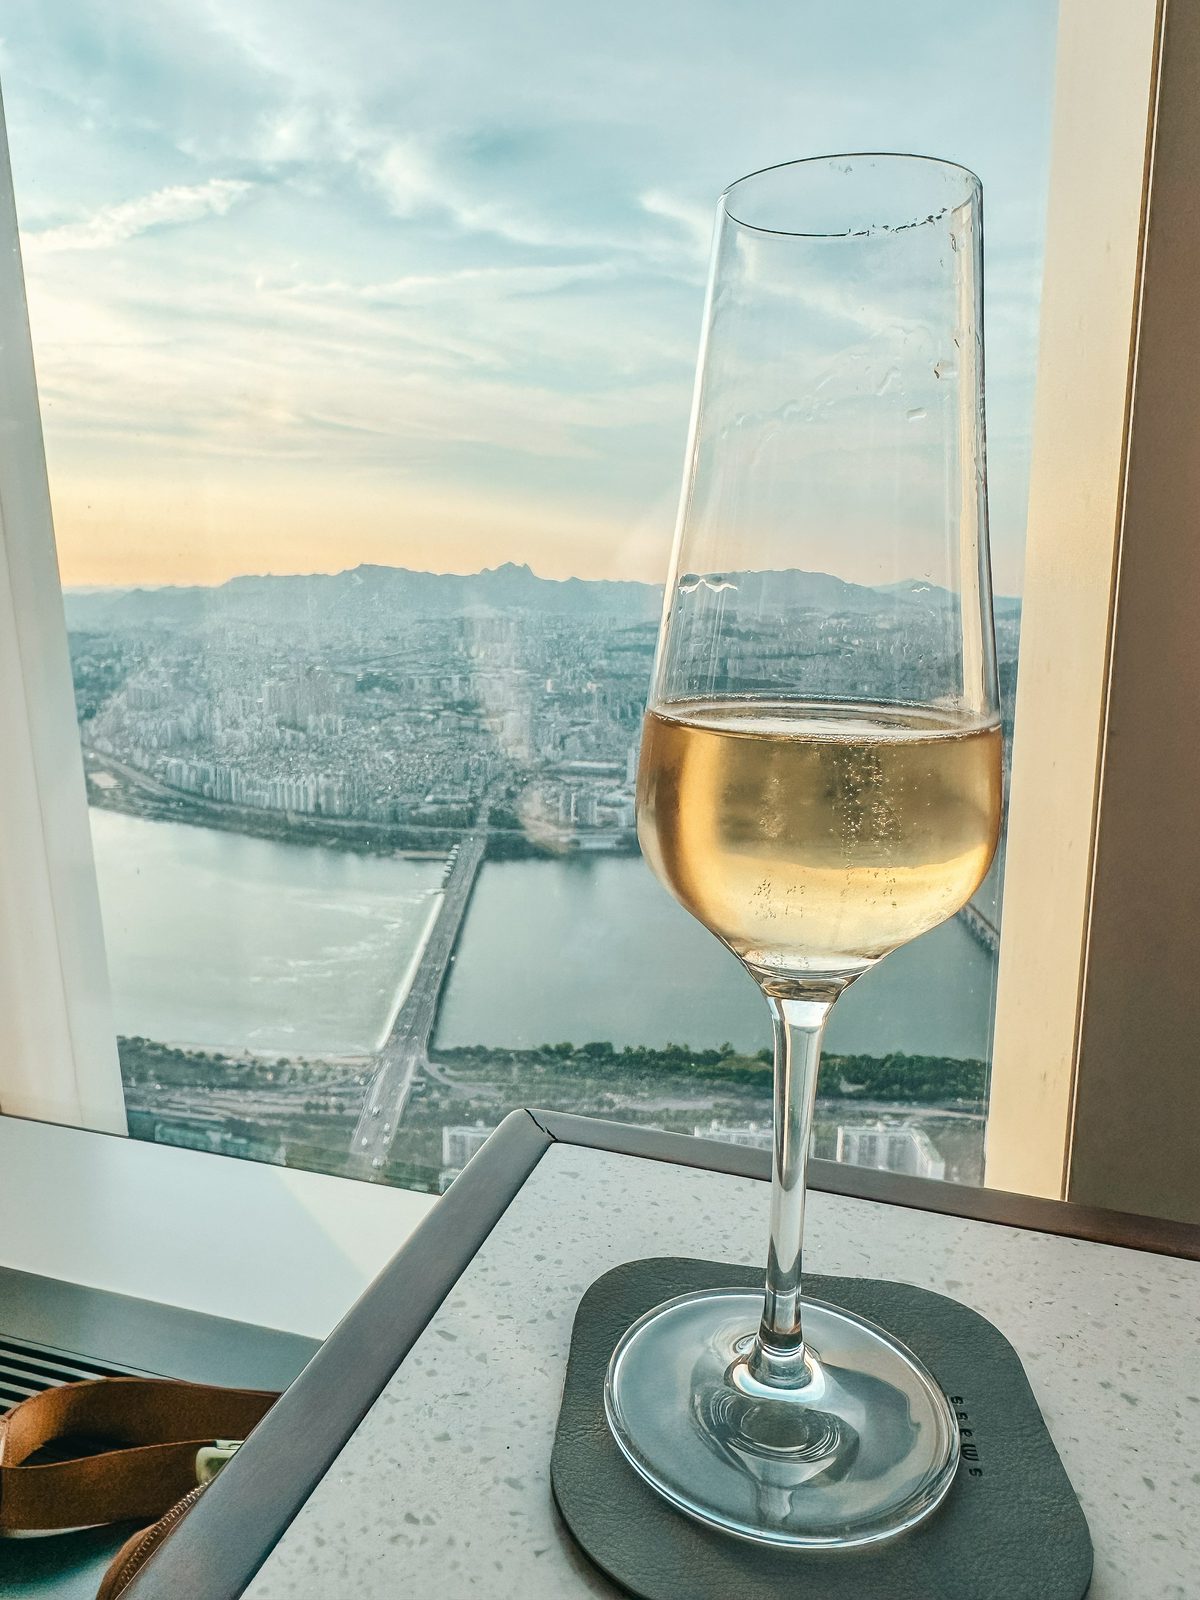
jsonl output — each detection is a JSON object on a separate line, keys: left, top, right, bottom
{"left": 747, "top": 992, "right": 833, "bottom": 1389}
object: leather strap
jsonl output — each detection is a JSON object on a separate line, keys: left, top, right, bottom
{"left": 0, "top": 1377, "right": 278, "bottom": 1531}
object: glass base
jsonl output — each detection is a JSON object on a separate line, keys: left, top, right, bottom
{"left": 604, "top": 1288, "right": 958, "bottom": 1549}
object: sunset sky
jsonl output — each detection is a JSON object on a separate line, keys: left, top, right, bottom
{"left": 2, "top": 0, "right": 1057, "bottom": 592}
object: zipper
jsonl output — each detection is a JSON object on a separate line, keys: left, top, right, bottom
{"left": 101, "top": 1482, "right": 208, "bottom": 1599}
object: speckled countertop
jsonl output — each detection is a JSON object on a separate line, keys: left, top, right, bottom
{"left": 246, "top": 1144, "right": 1200, "bottom": 1599}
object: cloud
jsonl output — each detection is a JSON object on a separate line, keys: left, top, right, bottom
{"left": 26, "top": 179, "right": 254, "bottom": 255}
{"left": 640, "top": 190, "right": 713, "bottom": 258}
{"left": 370, "top": 141, "right": 438, "bottom": 219}
{"left": 366, "top": 137, "right": 611, "bottom": 250}
{"left": 3, "top": 0, "right": 1056, "bottom": 594}
{"left": 295, "top": 260, "right": 623, "bottom": 307}
{"left": 23, "top": 254, "right": 688, "bottom": 477}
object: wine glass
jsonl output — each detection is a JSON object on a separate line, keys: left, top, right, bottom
{"left": 604, "top": 155, "right": 1003, "bottom": 1549}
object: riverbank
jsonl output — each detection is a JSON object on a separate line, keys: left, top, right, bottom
{"left": 83, "top": 748, "right": 638, "bottom": 861}
{"left": 434, "top": 1041, "right": 988, "bottom": 1107}
{"left": 118, "top": 1036, "right": 987, "bottom": 1108}
{"left": 117, "top": 1036, "right": 988, "bottom": 1190}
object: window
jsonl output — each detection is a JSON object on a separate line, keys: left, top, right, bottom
{"left": 0, "top": 2, "right": 1073, "bottom": 1197}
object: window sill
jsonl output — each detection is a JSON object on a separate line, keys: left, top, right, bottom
{"left": 0, "top": 1115, "right": 434, "bottom": 1339}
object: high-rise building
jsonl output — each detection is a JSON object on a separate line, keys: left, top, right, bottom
{"left": 439, "top": 1123, "right": 496, "bottom": 1190}
{"left": 835, "top": 1123, "right": 945, "bottom": 1181}
{"left": 693, "top": 1121, "right": 774, "bottom": 1151}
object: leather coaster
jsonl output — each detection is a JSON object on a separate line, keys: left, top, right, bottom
{"left": 551, "top": 1258, "right": 1093, "bottom": 1600}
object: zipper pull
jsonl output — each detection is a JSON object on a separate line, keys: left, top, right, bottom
{"left": 195, "top": 1439, "right": 242, "bottom": 1484}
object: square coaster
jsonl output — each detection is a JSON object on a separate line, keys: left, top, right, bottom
{"left": 551, "top": 1258, "right": 1092, "bottom": 1600}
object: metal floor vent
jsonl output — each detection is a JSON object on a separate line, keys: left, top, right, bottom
{"left": 0, "top": 1334, "right": 150, "bottom": 1414}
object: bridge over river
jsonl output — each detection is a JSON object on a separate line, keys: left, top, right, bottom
{"left": 348, "top": 825, "right": 488, "bottom": 1175}
{"left": 957, "top": 899, "right": 999, "bottom": 955}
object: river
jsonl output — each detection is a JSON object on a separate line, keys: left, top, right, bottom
{"left": 434, "top": 855, "right": 995, "bottom": 1058}
{"left": 90, "top": 809, "right": 444, "bottom": 1055}
{"left": 89, "top": 809, "right": 997, "bottom": 1062}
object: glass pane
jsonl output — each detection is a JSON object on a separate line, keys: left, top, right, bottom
{"left": 4, "top": 0, "right": 1056, "bottom": 1191}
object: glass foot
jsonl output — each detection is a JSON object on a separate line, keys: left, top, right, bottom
{"left": 604, "top": 1288, "right": 958, "bottom": 1549}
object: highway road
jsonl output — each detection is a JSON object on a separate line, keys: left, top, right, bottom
{"left": 348, "top": 826, "right": 488, "bottom": 1175}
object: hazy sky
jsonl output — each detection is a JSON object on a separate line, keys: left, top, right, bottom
{"left": 1, "top": 1, "right": 1057, "bottom": 591}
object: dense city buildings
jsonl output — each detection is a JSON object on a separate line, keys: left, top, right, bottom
{"left": 69, "top": 564, "right": 1019, "bottom": 852}
{"left": 69, "top": 567, "right": 662, "bottom": 851}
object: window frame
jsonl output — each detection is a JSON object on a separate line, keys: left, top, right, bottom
{"left": 0, "top": 86, "right": 125, "bottom": 1136}
{"left": 987, "top": 0, "right": 1200, "bottom": 1224}
{"left": 0, "top": 1109, "right": 435, "bottom": 1337}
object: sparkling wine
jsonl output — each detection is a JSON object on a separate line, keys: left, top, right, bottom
{"left": 637, "top": 699, "right": 1002, "bottom": 976}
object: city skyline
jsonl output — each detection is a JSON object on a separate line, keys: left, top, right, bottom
{"left": 3, "top": 0, "right": 1057, "bottom": 594}
{"left": 69, "top": 560, "right": 1019, "bottom": 852}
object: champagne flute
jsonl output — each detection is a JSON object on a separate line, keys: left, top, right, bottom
{"left": 604, "top": 155, "right": 1003, "bottom": 1549}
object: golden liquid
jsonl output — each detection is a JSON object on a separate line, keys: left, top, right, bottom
{"left": 637, "top": 700, "right": 1002, "bottom": 978}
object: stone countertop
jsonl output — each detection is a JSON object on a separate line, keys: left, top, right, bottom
{"left": 246, "top": 1143, "right": 1200, "bottom": 1599}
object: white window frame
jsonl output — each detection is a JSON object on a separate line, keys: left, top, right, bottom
{"left": 0, "top": 87, "right": 125, "bottom": 1136}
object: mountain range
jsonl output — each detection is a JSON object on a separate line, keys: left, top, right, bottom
{"left": 63, "top": 561, "right": 1020, "bottom": 632}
